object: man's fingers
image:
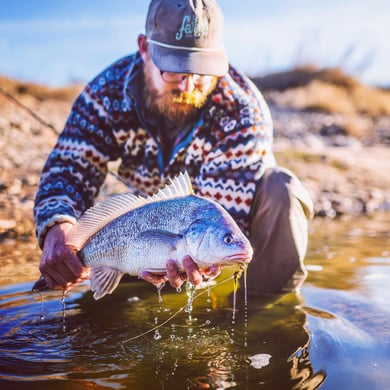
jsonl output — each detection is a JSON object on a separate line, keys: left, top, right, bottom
{"left": 140, "top": 258, "right": 219, "bottom": 290}
{"left": 140, "top": 271, "right": 168, "bottom": 286}
{"left": 43, "top": 267, "right": 70, "bottom": 289}
{"left": 79, "top": 268, "right": 91, "bottom": 280}
{"left": 183, "top": 256, "right": 202, "bottom": 285}
{"left": 166, "top": 259, "right": 186, "bottom": 289}
{"left": 202, "top": 264, "right": 222, "bottom": 280}
{"left": 64, "top": 245, "right": 87, "bottom": 275}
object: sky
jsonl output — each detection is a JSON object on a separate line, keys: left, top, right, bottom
{"left": 0, "top": 0, "right": 388, "bottom": 87}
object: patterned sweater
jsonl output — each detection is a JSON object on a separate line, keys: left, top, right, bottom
{"left": 34, "top": 52, "right": 276, "bottom": 248}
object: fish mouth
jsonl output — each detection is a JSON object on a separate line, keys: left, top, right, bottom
{"left": 222, "top": 252, "right": 253, "bottom": 264}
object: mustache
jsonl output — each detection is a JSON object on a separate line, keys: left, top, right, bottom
{"left": 170, "top": 90, "right": 206, "bottom": 108}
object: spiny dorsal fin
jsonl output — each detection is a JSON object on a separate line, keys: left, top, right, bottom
{"left": 65, "top": 171, "right": 193, "bottom": 250}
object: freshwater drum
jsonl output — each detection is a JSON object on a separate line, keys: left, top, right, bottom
{"left": 48, "top": 172, "right": 253, "bottom": 299}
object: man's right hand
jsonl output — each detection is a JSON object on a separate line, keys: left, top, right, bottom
{"left": 38, "top": 222, "right": 90, "bottom": 291}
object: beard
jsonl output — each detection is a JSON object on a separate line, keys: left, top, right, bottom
{"left": 143, "top": 61, "right": 217, "bottom": 126}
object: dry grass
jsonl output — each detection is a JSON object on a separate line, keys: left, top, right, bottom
{"left": 253, "top": 66, "right": 390, "bottom": 118}
{"left": 0, "top": 76, "right": 82, "bottom": 102}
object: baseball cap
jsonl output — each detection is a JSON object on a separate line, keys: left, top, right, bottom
{"left": 145, "top": 0, "right": 229, "bottom": 77}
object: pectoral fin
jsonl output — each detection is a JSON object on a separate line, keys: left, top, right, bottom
{"left": 90, "top": 266, "right": 124, "bottom": 300}
{"left": 138, "top": 229, "right": 182, "bottom": 243}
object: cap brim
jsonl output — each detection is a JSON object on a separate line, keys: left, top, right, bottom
{"left": 149, "top": 44, "right": 229, "bottom": 77}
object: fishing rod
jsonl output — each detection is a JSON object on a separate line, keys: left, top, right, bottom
{"left": 0, "top": 86, "right": 58, "bottom": 133}
{"left": 0, "top": 86, "right": 128, "bottom": 187}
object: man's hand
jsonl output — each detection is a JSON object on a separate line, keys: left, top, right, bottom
{"left": 140, "top": 256, "right": 221, "bottom": 289}
{"left": 39, "top": 222, "right": 90, "bottom": 291}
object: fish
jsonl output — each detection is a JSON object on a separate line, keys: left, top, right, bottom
{"left": 35, "top": 172, "right": 253, "bottom": 300}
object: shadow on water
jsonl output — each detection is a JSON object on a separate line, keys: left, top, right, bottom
{"left": 0, "top": 213, "right": 389, "bottom": 389}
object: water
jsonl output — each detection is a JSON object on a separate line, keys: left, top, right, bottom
{"left": 0, "top": 214, "right": 389, "bottom": 389}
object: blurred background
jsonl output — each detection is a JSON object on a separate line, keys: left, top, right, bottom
{"left": 0, "top": 3, "right": 389, "bottom": 388}
{"left": 0, "top": 0, "right": 388, "bottom": 87}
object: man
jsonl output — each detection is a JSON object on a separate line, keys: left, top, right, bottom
{"left": 34, "top": 0, "right": 313, "bottom": 296}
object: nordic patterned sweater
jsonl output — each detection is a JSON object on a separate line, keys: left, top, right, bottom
{"left": 34, "top": 52, "right": 276, "bottom": 248}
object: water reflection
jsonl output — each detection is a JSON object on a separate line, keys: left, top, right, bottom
{"left": 227, "top": 291, "right": 326, "bottom": 390}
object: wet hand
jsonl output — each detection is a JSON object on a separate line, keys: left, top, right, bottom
{"left": 139, "top": 272, "right": 168, "bottom": 287}
{"left": 39, "top": 222, "right": 90, "bottom": 291}
{"left": 140, "top": 256, "right": 221, "bottom": 289}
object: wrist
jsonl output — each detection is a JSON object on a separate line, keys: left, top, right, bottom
{"left": 44, "top": 222, "right": 75, "bottom": 248}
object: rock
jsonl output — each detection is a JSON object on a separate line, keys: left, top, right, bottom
{"left": 0, "top": 219, "right": 16, "bottom": 230}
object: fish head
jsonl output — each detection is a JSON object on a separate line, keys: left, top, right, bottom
{"left": 183, "top": 218, "right": 253, "bottom": 268}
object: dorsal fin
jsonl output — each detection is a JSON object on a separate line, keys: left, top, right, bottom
{"left": 65, "top": 171, "right": 193, "bottom": 250}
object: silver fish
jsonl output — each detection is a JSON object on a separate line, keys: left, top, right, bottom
{"left": 65, "top": 172, "right": 253, "bottom": 299}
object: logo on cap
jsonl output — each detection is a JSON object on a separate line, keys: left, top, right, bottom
{"left": 175, "top": 15, "right": 209, "bottom": 41}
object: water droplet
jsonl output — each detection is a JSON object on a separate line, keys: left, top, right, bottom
{"left": 156, "top": 282, "right": 165, "bottom": 304}
{"left": 184, "top": 282, "right": 196, "bottom": 317}
{"left": 232, "top": 274, "right": 238, "bottom": 322}
{"left": 127, "top": 296, "right": 140, "bottom": 302}
{"left": 61, "top": 292, "right": 67, "bottom": 330}
{"left": 185, "top": 304, "right": 193, "bottom": 313}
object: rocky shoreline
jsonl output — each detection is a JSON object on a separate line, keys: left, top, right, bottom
{"left": 0, "top": 75, "right": 389, "bottom": 244}
{"left": 270, "top": 105, "right": 390, "bottom": 218}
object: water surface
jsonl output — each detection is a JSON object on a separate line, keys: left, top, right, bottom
{"left": 0, "top": 214, "right": 389, "bottom": 389}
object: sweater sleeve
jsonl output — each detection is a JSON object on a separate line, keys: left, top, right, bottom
{"left": 34, "top": 83, "right": 122, "bottom": 248}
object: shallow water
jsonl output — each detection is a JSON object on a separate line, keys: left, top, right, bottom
{"left": 0, "top": 214, "right": 389, "bottom": 389}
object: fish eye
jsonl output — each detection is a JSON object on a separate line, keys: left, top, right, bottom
{"left": 223, "top": 233, "right": 233, "bottom": 244}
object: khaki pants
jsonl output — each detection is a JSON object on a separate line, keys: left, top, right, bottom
{"left": 245, "top": 167, "right": 314, "bottom": 295}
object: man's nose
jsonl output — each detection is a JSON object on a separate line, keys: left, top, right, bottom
{"left": 178, "top": 75, "right": 196, "bottom": 92}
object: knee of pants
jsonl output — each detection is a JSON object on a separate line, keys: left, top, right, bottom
{"left": 259, "top": 167, "right": 292, "bottom": 209}
{"left": 253, "top": 167, "right": 313, "bottom": 220}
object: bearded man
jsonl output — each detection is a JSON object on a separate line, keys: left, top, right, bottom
{"left": 34, "top": 0, "right": 313, "bottom": 296}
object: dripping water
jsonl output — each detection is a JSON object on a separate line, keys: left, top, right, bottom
{"left": 61, "top": 291, "right": 67, "bottom": 332}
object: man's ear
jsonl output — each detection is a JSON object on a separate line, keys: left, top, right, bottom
{"left": 138, "top": 34, "right": 149, "bottom": 60}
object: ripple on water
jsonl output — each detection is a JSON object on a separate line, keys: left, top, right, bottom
{"left": 0, "top": 262, "right": 389, "bottom": 390}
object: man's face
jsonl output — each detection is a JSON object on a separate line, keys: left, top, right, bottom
{"left": 142, "top": 55, "right": 218, "bottom": 125}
